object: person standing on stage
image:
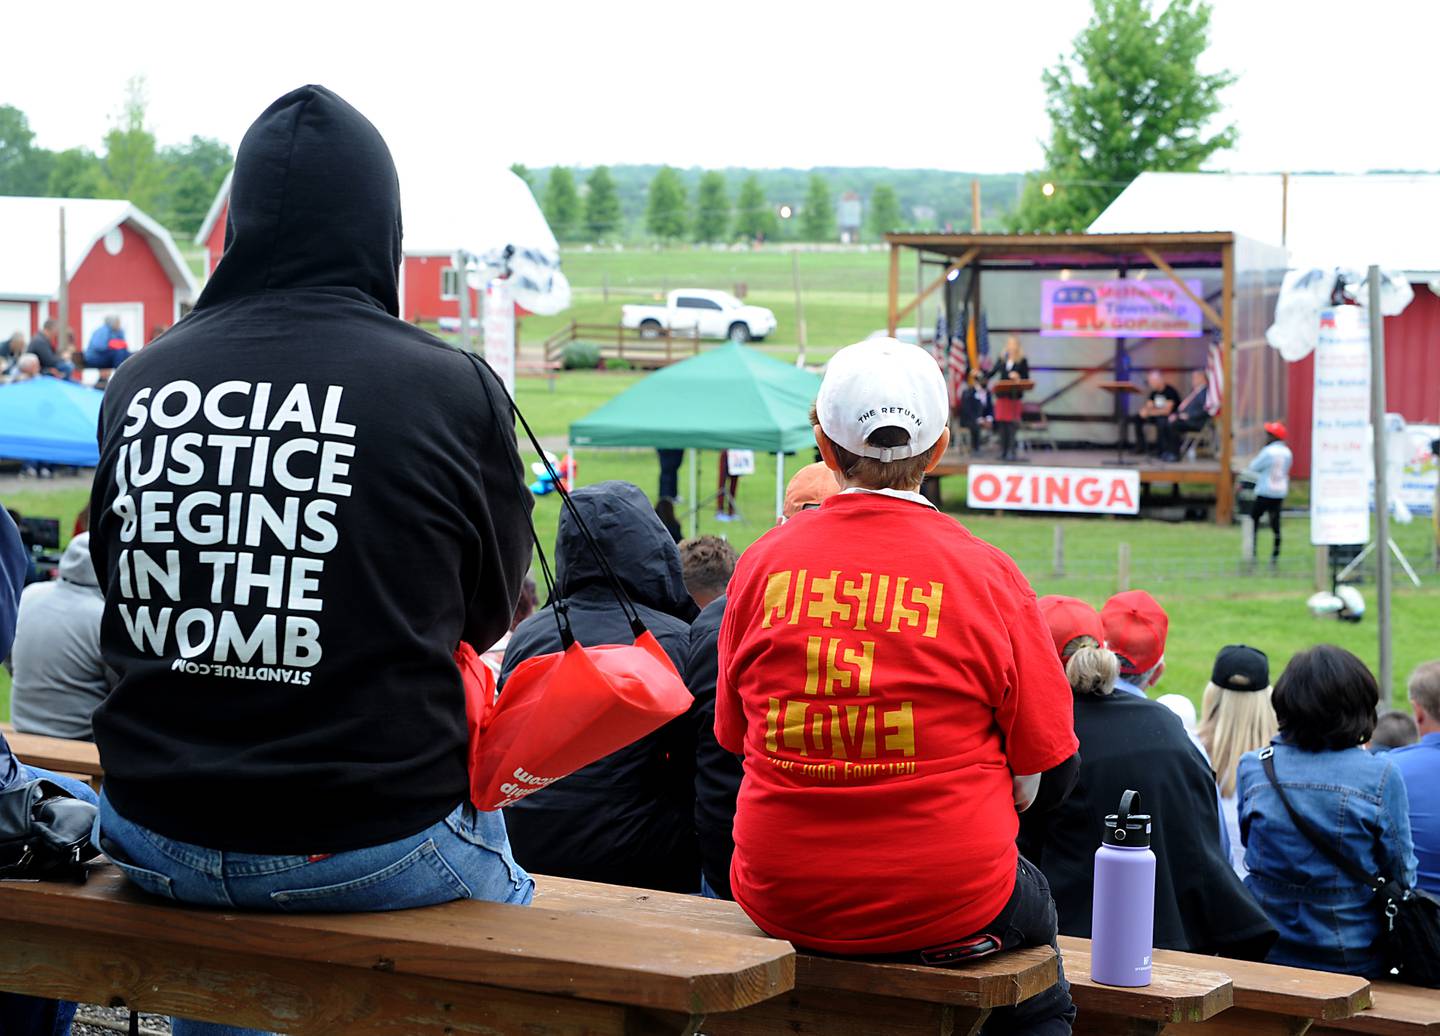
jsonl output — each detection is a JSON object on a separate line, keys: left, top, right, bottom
{"left": 1242, "top": 421, "right": 1292, "bottom": 564}
{"left": 987, "top": 335, "right": 1029, "bottom": 461}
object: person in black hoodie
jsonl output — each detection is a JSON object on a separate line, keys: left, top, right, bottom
{"left": 501, "top": 481, "right": 700, "bottom": 893}
{"left": 86, "top": 87, "right": 535, "bottom": 1034}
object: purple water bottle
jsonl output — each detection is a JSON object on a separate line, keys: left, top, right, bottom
{"left": 1091, "top": 789, "right": 1156, "bottom": 987}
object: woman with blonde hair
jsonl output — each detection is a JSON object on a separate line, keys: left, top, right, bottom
{"left": 1197, "top": 645, "right": 1277, "bottom": 877}
{"left": 1023, "top": 600, "right": 1275, "bottom": 955}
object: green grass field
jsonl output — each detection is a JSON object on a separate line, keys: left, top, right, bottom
{"left": 4, "top": 366, "right": 1437, "bottom": 720}
{"left": 517, "top": 247, "right": 894, "bottom": 358}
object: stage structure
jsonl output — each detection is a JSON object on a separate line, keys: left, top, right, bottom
{"left": 885, "top": 232, "right": 1288, "bottom": 524}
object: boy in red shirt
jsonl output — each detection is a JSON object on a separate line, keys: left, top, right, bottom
{"left": 717, "top": 338, "right": 1080, "bottom": 1033}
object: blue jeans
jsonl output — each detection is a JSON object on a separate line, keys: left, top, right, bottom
{"left": 0, "top": 766, "right": 98, "bottom": 1036}
{"left": 96, "top": 795, "right": 534, "bottom": 1036}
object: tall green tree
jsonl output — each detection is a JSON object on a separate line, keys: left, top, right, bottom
{"left": 799, "top": 173, "right": 835, "bottom": 241}
{"left": 584, "top": 165, "right": 622, "bottom": 240}
{"left": 693, "top": 170, "right": 730, "bottom": 242}
{"left": 0, "top": 105, "right": 53, "bottom": 195}
{"left": 159, "top": 136, "right": 233, "bottom": 235}
{"left": 1009, "top": 0, "right": 1236, "bottom": 232}
{"left": 645, "top": 166, "right": 688, "bottom": 242}
{"left": 46, "top": 148, "right": 104, "bottom": 198}
{"left": 96, "top": 77, "right": 166, "bottom": 211}
{"left": 542, "top": 167, "right": 581, "bottom": 240}
{"left": 733, "top": 175, "right": 777, "bottom": 241}
{"left": 866, "top": 183, "right": 903, "bottom": 239}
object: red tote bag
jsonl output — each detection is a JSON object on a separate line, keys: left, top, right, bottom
{"left": 456, "top": 630, "right": 690, "bottom": 811}
{"left": 454, "top": 350, "right": 693, "bottom": 812}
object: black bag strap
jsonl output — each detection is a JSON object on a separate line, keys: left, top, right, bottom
{"left": 460, "top": 349, "right": 647, "bottom": 645}
{"left": 1258, "top": 747, "right": 1394, "bottom": 899}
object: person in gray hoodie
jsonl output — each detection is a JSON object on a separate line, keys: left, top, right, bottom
{"left": 9, "top": 532, "right": 114, "bottom": 741}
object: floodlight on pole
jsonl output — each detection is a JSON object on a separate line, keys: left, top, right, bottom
{"left": 778, "top": 204, "right": 793, "bottom": 219}
{"left": 1041, "top": 182, "right": 1056, "bottom": 198}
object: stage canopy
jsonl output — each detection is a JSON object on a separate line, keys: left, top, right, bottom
{"left": 569, "top": 342, "right": 822, "bottom": 453}
{"left": 0, "top": 378, "right": 102, "bottom": 465}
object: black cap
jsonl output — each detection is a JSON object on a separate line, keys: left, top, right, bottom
{"left": 1211, "top": 644, "right": 1270, "bottom": 692}
{"left": 1102, "top": 790, "right": 1152, "bottom": 848}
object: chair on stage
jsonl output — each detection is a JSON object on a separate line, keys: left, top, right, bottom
{"left": 1017, "top": 403, "right": 1056, "bottom": 454}
{"left": 1178, "top": 418, "right": 1218, "bottom": 460}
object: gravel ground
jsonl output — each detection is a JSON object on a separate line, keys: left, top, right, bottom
{"left": 73, "top": 1006, "right": 170, "bottom": 1035}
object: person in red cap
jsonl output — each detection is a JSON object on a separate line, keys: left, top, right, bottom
{"left": 1242, "top": 421, "right": 1293, "bottom": 564}
{"left": 1021, "top": 590, "right": 1277, "bottom": 959}
{"left": 1101, "top": 590, "right": 1170, "bottom": 698}
{"left": 1039, "top": 595, "right": 1105, "bottom": 664}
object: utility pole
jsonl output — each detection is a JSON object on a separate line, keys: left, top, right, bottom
{"left": 1367, "top": 267, "right": 1393, "bottom": 702}
{"left": 57, "top": 208, "right": 68, "bottom": 356}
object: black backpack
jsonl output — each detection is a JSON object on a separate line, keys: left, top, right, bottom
{"left": 0, "top": 778, "right": 100, "bottom": 882}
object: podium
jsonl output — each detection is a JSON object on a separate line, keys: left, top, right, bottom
{"left": 992, "top": 378, "right": 1035, "bottom": 397}
{"left": 1099, "top": 381, "right": 1142, "bottom": 465}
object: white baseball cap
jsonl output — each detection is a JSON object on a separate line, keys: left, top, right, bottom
{"left": 816, "top": 338, "right": 948, "bottom": 461}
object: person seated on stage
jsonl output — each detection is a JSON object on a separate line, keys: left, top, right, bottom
{"left": 1163, "top": 370, "right": 1211, "bottom": 460}
{"left": 958, "top": 368, "right": 994, "bottom": 453}
{"left": 717, "top": 338, "right": 1081, "bottom": 1034}
{"left": 1130, "top": 369, "right": 1180, "bottom": 456}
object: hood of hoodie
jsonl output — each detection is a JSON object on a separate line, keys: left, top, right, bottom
{"left": 554, "top": 481, "right": 696, "bottom": 621}
{"left": 58, "top": 532, "right": 98, "bottom": 589}
{"left": 196, "top": 85, "right": 402, "bottom": 315}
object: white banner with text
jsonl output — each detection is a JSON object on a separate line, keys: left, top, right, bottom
{"left": 965, "top": 464, "right": 1141, "bottom": 515}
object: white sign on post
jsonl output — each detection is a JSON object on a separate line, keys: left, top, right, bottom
{"left": 1310, "top": 306, "right": 1372, "bottom": 546}
{"left": 965, "top": 464, "right": 1140, "bottom": 515}
{"left": 483, "top": 278, "right": 516, "bottom": 397}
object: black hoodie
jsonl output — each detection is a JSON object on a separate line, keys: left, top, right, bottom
{"left": 500, "top": 481, "right": 700, "bottom": 892}
{"left": 88, "top": 86, "right": 532, "bottom": 854}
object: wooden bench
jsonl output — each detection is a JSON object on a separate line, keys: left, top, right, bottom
{"left": 1061, "top": 936, "right": 1371, "bottom": 1035}
{"left": 516, "top": 358, "right": 563, "bottom": 391}
{"left": 534, "top": 875, "right": 1110, "bottom": 1035}
{"left": 0, "top": 865, "right": 794, "bottom": 1035}
{"left": 1, "top": 725, "right": 104, "bottom": 791}
{"left": 1311, "top": 981, "right": 1440, "bottom": 1035}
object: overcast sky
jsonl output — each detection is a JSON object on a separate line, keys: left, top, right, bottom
{"left": 6, "top": 0, "right": 1439, "bottom": 175}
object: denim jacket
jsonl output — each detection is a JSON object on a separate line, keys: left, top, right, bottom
{"left": 1237, "top": 738, "right": 1418, "bottom": 978}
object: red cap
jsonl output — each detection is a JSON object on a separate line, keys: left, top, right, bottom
{"left": 1264, "top": 420, "right": 1287, "bottom": 440}
{"left": 1038, "top": 595, "right": 1104, "bottom": 661}
{"left": 1101, "top": 590, "right": 1169, "bottom": 675}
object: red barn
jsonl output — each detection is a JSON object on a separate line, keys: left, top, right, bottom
{"left": 1092, "top": 173, "right": 1440, "bottom": 477}
{"left": 0, "top": 196, "right": 197, "bottom": 357}
{"left": 196, "top": 169, "right": 559, "bottom": 327}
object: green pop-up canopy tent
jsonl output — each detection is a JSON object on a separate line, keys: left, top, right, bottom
{"left": 569, "top": 342, "right": 823, "bottom": 522}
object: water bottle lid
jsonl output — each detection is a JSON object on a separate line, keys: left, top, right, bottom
{"left": 1103, "top": 789, "right": 1152, "bottom": 848}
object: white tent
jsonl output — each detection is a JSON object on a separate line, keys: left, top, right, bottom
{"left": 1090, "top": 172, "right": 1440, "bottom": 281}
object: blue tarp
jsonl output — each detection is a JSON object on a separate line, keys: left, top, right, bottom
{"left": 0, "top": 378, "right": 103, "bottom": 465}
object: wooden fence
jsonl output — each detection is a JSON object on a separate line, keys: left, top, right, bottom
{"left": 542, "top": 322, "right": 702, "bottom": 369}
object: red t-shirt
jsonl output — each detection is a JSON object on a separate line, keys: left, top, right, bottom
{"left": 716, "top": 491, "right": 1077, "bottom": 954}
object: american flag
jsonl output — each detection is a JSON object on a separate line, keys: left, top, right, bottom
{"left": 947, "top": 316, "right": 968, "bottom": 405}
{"left": 1205, "top": 342, "right": 1224, "bottom": 416}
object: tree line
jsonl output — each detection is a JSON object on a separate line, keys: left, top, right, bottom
{"left": 0, "top": 79, "right": 232, "bottom": 239}
{"left": 517, "top": 163, "right": 1009, "bottom": 245}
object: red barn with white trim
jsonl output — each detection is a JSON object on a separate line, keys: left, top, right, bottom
{"left": 196, "top": 169, "right": 559, "bottom": 326}
{"left": 0, "top": 196, "right": 197, "bottom": 354}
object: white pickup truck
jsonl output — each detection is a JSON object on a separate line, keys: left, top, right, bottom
{"left": 621, "top": 289, "right": 777, "bottom": 343}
